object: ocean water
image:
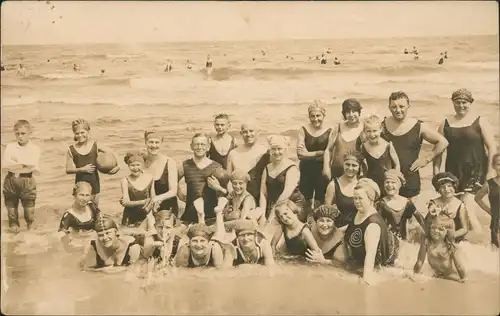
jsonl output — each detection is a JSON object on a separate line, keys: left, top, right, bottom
{"left": 1, "top": 35, "right": 499, "bottom": 315}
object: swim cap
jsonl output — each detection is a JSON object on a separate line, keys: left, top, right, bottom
{"left": 308, "top": 100, "right": 326, "bottom": 116}
{"left": 94, "top": 215, "right": 118, "bottom": 232}
{"left": 312, "top": 205, "right": 340, "bottom": 221}
{"left": 267, "top": 135, "right": 290, "bottom": 148}
{"left": 187, "top": 224, "right": 213, "bottom": 240}
{"left": 71, "top": 119, "right": 90, "bottom": 132}
{"left": 451, "top": 88, "right": 474, "bottom": 103}
{"left": 230, "top": 169, "right": 251, "bottom": 183}
{"left": 124, "top": 151, "right": 145, "bottom": 165}
{"left": 384, "top": 169, "right": 406, "bottom": 187}
{"left": 355, "top": 178, "right": 381, "bottom": 202}
{"left": 233, "top": 219, "right": 258, "bottom": 236}
{"left": 432, "top": 172, "right": 458, "bottom": 191}
{"left": 343, "top": 150, "right": 364, "bottom": 165}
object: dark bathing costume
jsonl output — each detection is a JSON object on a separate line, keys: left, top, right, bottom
{"left": 182, "top": 158, "right": 224, "bottom": 225}
{"left": 299, "top": 127, "right": 332, "bottom": 203}
{"left": 487, "top": 178, "right": 499, "bottom": 247}
{"left": 233, "top": 243, "right": 265, "bottom": 266}
{"left": 153, "top": 159, "right": 179, "bottom": 215}
{"left": 90, "top": 237, "right": 138, "bottom": 268}
{"left": 70, "top": 141, "right": 100, "bottom": 195}
{"left": 344, "top": 213, "right": 399, "bottom": 267}
{"left": 330, "top": 124, "right": 362, "bottom": 179}
{"left": 265, "top": 165, "right": 305, "bottom": 219}
{"left": 332, "top": 177, "right": 357, "bottom": 227}
{"left": 377, "top": 199, "right": 417, "bottom": 240}
{"left": 246, "top": 151, "right": 271, "bottom": 207}
{"left": 59, "top": 202, "right": 100, "bottom": 232}
{"left": 381, "top": 119, "right": 422, "bottom": 198}
{"left": 121, "top": 178, "right": 152, "bottom": 227}
{"left": 208, "top": 136, "right": 236, "bottom": 170}
{"left": 282, "top": 224, "right": 309, "bottom": 256}
{"left": 361, "top": 142, "right": 395, "bottom": 191}
{"left": 443, "top": 116, "right": 488, "bottom": 194}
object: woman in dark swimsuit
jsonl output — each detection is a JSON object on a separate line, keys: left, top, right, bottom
{"left": 175, "top": 224, "right": 224, "bottom": 268}
{"left": 297, "top": 101, "right": 332, "bottom": 209}
{"left": 324, "top": 151, "right": 362, "bottom": 228}
{"left": 305, "top": 205, "right": 346, "bottom": 264}
{"left": 344, "top": 178, "right": 399, "bottom": 285}
{"left": 143, "top": 131, "right": 179, "bottom": 215}
{"left": 260, "top": 135, "right": 305, "bottom": 223}
{"left": 208, "top": 114, "right": 237, "bottom": 169}
{"left": 230, "top": 220, "right": 274, "bottom": 266}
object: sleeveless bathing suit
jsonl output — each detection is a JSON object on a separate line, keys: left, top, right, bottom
{"left": 233, "top": 244, "right": 265, "bottom": 266}
{"left": 322, "top": 240, "right": 343, "bottom": 259}
{"left": 377, "top": 199, "right": 417, "bottom": 240}
{"left": 282, "top": 224, "right": 309, "bottom": 256}
{"left": 382, "top": 120, "right": 422, "bottom": 198}
{"left": 331, "top": 125, "right": 362, "bottom": 178}
{"left": 122, "top": 178, "right": 153, "bottom": 227}
{"left": 265, "top": 165, "right": 305, "bottom": 218}
{"left": 361, "top": 143, "right": 395, "bottom": 190}
{"left": 187, "top": 247, "right": 216, "bottom": 268}
{"left": 70, "top": 141, "right": 100, "bottom": 194}
{"left": 443, "top": 117, "right": 488, "bottom": 193}
{"left": 344, "top": 213, "right": 399, "bottom": 267}
{"left": 246, "top": 152, "right": 271, "bottom": 206}
{"left": 154, "top": 159, "right": 179, "bottom": 215}
{"left": 487, "top": 179, "right": 500, "bottom": 247}
{"left": 333, "top": 177, "right": 357, "bottom": 227}
{"left": 59, "top": 203, "right": 100, "bottom": 232}
{"left": 90, "top": 238, "right": 136, "bottom": 268}
{"left": 299, "top": 127, "right": 332, "bottom": 202}
{"left": 223, "top": 192, "right": 254, "bottom": 221}
{"left": 182, "top": 159, "right": 223, "bottom": 224}
{"left": 208, "top": 136, "right": 236, "bottom": 170}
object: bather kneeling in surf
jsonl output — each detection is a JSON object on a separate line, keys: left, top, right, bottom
{"left": 174, "top": 224, "right": 225, "bottom": 268}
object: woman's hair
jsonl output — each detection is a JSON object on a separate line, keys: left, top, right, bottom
{"left": 274, "top": 200, "right": 300, "bottom": 225}
{"left": 123, "top": 151, "right": 145, "bottom": 165}
{"left": 425, "top": 214, "right": 456, "bottom": 253}
{"left": 72, "top": 181, "right": 92, "bottom": 196}
{"left": 341, "top": 98, "right": 362, "bottom": 119}
{"left": 432, "top": 172, "right": 459, "bottom": 191}
{"left": 354, "top": 178, "right": 381, "bottom": 202}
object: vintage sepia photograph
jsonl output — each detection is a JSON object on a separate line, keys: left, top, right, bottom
{"left": 1, "top": 1, "right": 499, "bottom": 315}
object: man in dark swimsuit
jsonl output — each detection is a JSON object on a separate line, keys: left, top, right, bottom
{"left": 382, "top": 91, "right": 448, "bottom": 201}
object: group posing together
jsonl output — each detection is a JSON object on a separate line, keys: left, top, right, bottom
{"left": 2, "top": 88, "right": 498, "bottom": 285}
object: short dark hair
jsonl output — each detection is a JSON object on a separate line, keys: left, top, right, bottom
{"left": 389, "top": 91, "right": 410, "bottom": 105}
{"left": 341, "top": 98, "right": 362, "bottom": 119}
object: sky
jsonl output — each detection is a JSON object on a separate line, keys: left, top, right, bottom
{"left": 1, "top": 1, "right": 498, "bottom": 45}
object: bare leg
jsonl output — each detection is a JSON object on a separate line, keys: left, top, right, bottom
{"left": 193, "top": 198, "right": 205, "bottom": 224}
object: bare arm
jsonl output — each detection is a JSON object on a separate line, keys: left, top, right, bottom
{"left": 301, "top": 226, "right": 322, "bottom": 252}
{"left": 259, "top": 168, "right": 268, "bottom": 214}
{"left": 226, "top": 152, "right": 235, "bottom": 175}
{"left": 276, "top": 165, "right": 300, "bottom": 204}
{"left": 479, "top": 117, "right": 497, "bottom": 177}
{"left": 297, "top": 127, "right": 323, "bottom": 160}
{"left": 412, "top": 122, "right": 448, "bottom": 172}
{"left": 120, "top": 178, "right": 148, "bottom": 207}
{"left": 455, "top": 203, "right": 469, "bottom": 240}
{"left": 178, "top": 163, "right": 185, "bottom": 181}
{"left": 474, "top": 181, "right": 491, "bottom": 215}
{"left": 240, "top": 195, "right": 256, "bottom": 220}
{"left": 323, "top": 126, "right": 338, "bottom": 180}
{"left": 452, "top": 247, "right": 467, "bottom": 282}
{"left": 388, "top": 142, "right": 401, "bottom": 172}
{"left": 413, "top": 236, "right": 427, "bottom": 273}
{"left": 260, "top": 240, "right": 275, "bottom": 266}
{"left": 65, "top": 149, "right": 83, "bottom": 174}
{"left": 324, "top": 180, "right": 336, "bottom": 206}
{"left": 363, "top": 223, "right": 381, "bottom": 283}
{"left": 81, "top": 244, "right": 97, "bottom": 269}
{"left": 432, "top": 121, "right": 445, "bottom": 176}
{"left": 270, "top": 227, "right": 283, "bottom": 254}
{"left": 211, "top": 242, "right": 225, "bottom": 268}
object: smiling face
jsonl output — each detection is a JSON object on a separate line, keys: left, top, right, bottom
{"left": 191, "top": 136, "right": 209, "bottom": 158}
{"left": 343, "top": 159, "right": 360, "bottom": 178}
{"left": 74, "top": 185, "right": 92, "bottom": 207}
{"left": 189, "top": 236, "right": 210, "bottom": 257}
{"left": 214, "top": 118, "right": 230, "bottom": 136}
{"left": 364, "top": 123, "right": 382, "bottom": 145}
{"left": 270, "top": 145, "right": 286, "bottom": 162}
{"left": 97, "top": 228, "right": 119, "bottom": 248}
{"left": 128, "top": 161, "right": 143, "bottom": 176}
{"left": 240, "top": 124, "right": 258, "bottom": 145}
{"left": 155, "top": 218, "right": 175, "bottom": 241}
{"left": 14, "top": 126, "right": 31, "bottom": 145}
{"left": 276, "top": 205, "right": 297, "bottom": 226}
{"left": 429, "top": 223, "right": 448, "bottom": 242}
{"left": 145, "top": 136, "right": 162, "bottom": 156}
{"left": 384, "top": 178, "right": 401, "bottom": 197}
{"left": 438, "top": 182, "right": 456, "bottom": 199}
{"left": 308, "top": 110, "right": 325, "bottom": 128}
{"left": 316, "top": 217, "right": 335, "bottom": 236}
{"left": 452, "top": 99, "right": 471, "bottom": 118}
{"left": 231, "top": 179, "right": 247, "bottom": 195}
{"left": 73, "top": 126, "right": 89, "bottom": 144}
{"left": 237, "top": 232, "right": 256, "bottom": 249}
{"left": 343, "top": 110, "right": 360, "bottom": 124}
{"left": 389, "top": 98, "right": 410, "bottom": 122}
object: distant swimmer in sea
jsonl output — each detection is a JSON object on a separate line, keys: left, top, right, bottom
{"left": 414, "top": 52, "right": 420, "bottom": 61}
{"left": 206, "top": 54, "right": 213, "bottom": 69}
{"left": 252, "top": 57, "right": 256, "bottom": 61}
{"left": 404, "top": 48, "right": 409, "bottom": 54}
{"left": 444, "top": 51, "right": 448, "bottom": 59}
{"left": 16, "top": 64, "right": 27, "bottom": 77}
{"left": 186, "top": 59, "right": 192, "bottom": 70}
{"left": 320, "top": 54, "right": 327, "bottom": 65}
{"left": 261, "top": 49, "right": 266, "bottom": 56}
{"left": 412, "top": 46, "right": 418, "bottom": 54}
{"left": 438, "top": 54, "right": 444, "bottom": 65}
{"left": 100, "top": 69, "right": 105, "bottom": 76}
{"left": 326, "top": 48, "right": 332, "bottom": 54}
{"left": 316, "top": 56, "right": 319, "bottom": 60}
{"left": 334, "top": 57, "right": 341, "bottom": 65}
{"left": 73, "top": 63, "right": 79, "bottom": 72}
{"left": 164, "top": 60, "right": 173, "bottom": 72}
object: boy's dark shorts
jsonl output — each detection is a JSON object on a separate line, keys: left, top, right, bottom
{"left": 3, "top": 173, "right": 37, "bottom": 208}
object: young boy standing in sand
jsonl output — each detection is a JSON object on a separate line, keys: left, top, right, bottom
{"left": 208, "top": 113, "right": 236, "bottom": 170}
{"left": 2, "top": 120, "right": 41, "bottom": 233}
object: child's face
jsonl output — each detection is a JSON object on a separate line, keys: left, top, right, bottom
{"left": 308, "top": 110, "right": 325, "bottom": 128}
{"left": 493, "top": 157, "right": 500, "bottom": 175}
{"left": 316, "top": 217, "right": 335, "bottom": 236}
{"left": 231, "top": 179, "right": 247, "bottom": 195}
{"left": 384, "top": 179, "right": 401, "bottom": 197}
{"left": 73, "top": 126, "right": 89, "bottom": 144}
{"left": 214, "top": 118, "right": 230, "bottom": 135}
{"left": 14, "top": 126, "right": 31, "bottom": 145}
{"left": 128, "top": 161, "right": 143, "bottom": 176}
{"left": 276, "top": 206, "right": 296, "bottom": 225}
{"left": 74, "top": 187, "right": 92, "bottom": 207}
{"left": 430, "top": 224, "right": 448, "bottom": 242}
{"left": 364, "top": 123, "right": 381, "bottom": 144}
{"left": 438, "top": 182, "right": 456, "bottom": 199}
{"left": 155, "top": 218, "right": 174, "bottom": 241}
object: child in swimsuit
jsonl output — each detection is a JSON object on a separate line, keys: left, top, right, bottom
{"left": 475, "top": 153, "right": 500, "bottom": 248}
{"left": 175, "top": 224, "right": 225, "bottom": 268}
{"left": 120, "top": 151, "right": 157, "bottom": 228}
{"left": 414, "top": 215, "right": 467, "bottom": 283}
{"left": 149, "top": 210, "right": 183, "bottom": 266}
{"left": 361, "top": 115, "right": 400, "bottom": 190}
{"left": 425, "top": 172, "right": 469, "bottom": 243}
{"left": 270, "top": 200, "right": 321, "bottom": 258}
{"left": 208, "top": 113, "right": 236, "bottom": 169}
{"left": 378, "top": 169, "right": 425, "bottom": 241}
{"left": 231, "top": 220, "right": 274, "bottom": 267}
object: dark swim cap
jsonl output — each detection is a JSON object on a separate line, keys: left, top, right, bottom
{"left": 94, "top": 215, "right": 118, "bottom": 232}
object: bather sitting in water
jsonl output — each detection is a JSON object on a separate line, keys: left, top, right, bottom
{"left": 229, "top": 220, "right": 275, "bottom": 267}
{"left": 80, "top": 215, "right": 143, "bottom": 271}
{"left": 149, "top": 210, "right": 183, "bottom": 266}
